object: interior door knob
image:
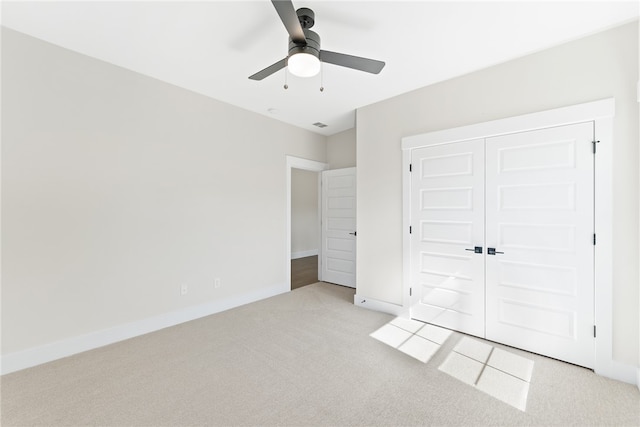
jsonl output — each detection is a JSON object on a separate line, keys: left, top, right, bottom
{"left": 465, "top": 246, "right": 483, "bottom": 254}
{"left": 487, "top": 247, "right": 504, "bottom": 255}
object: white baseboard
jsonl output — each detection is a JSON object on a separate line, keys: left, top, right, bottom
{"left": 595, "top": 357, "right": 639, "bottom": 386}
{"left": 291, "top": 249, "right": 318, "bottom": 260}
{"left": 1, "top": 282, "right": 288, "bottom": 375}
{"left": 354, "top": 294, "right": 409, "bottom": 317}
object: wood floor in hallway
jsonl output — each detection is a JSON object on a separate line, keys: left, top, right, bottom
{"left": 291, "top": 255, "right": 318, "bottom": 290}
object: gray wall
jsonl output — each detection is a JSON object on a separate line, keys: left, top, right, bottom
{"left": 1, "top": 28, "right": 327, "bottom": 355}
{"left": 356, "top": 21, "right": 639, "bottom": 365}
{"left": 327, "top": 128, "right": 356, "bottom": 169}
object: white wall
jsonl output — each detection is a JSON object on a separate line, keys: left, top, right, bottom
{"left": 356, "top": 22, "right": 639, "bottom": 366}
{"left": 326, "top": 128, "right": 356, "bottom": 169}
{"left": 1, "top": 28, "right": 327, "bottom": 357}
{"left": 291, "top": 169, "right": 318, "bottom": 258}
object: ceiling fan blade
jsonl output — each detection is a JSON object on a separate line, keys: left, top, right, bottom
{"left": 249, "top": 58, "right": 287, "bottom": 80}
{"left": 272, "top": 0, "right": 306, "bottom": 45}
{"left": 320, "top": 50, "right": 385, "bottom": 74}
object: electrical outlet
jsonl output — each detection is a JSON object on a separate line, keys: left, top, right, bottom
{"left": 180, "top": 284, "right": 188, "bottom": 295}
{"left": 214, "top": 278, "right": 221, "bottom": 289}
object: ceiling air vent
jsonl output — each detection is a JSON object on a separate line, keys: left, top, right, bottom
{"left": 313, "top": 122, "right": 328, "bottom": 128}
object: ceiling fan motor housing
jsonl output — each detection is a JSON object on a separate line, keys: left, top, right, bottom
{"left": 288, "top": 29, "right": 320, "bottom": 59}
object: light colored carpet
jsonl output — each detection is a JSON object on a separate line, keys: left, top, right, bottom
{"left": 2, "top": 282, "right": 639, "bottom": 426}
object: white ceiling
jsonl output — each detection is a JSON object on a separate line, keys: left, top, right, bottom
{"left": 2, "top": 1, "right": 638, "bottom": 136}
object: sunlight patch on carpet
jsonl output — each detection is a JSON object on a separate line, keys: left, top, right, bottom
{"left": 369, "top": 317, "right": 452, "bottom": 363}
{"left": 370, "top": 320, "right": 535, "bottom": 412}
{"left": 439, "top": 336, "right": 534, "bottom": 411}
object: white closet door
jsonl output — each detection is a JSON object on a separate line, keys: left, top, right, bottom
{"left": 485, "top": 123, "right": 595, "bottom": 368}
{"left": 410, "top": 140, "right": 485, "bottom": 337}
{"left": 321, "top": 168, "right": 356, "bottom": 288}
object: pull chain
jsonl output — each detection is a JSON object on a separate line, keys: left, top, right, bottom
{"left": 284, "top": 67, "right": 289, "bottom": 90}
{"left": 319, "top": 62, "right": 324, "bottom": 92}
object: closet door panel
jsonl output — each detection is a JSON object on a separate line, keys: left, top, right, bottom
{"left": 485, "top": 122, "right": 595, "bottom": 368}
{"left": 410, "top": 140, "right": 485, "bottom": 338}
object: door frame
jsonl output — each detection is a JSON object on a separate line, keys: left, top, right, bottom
{"left": 401, "top": 98, "right": 630, "bottom": 382}
{"left": 286, "top": 156, "right": 328, "bottom": 289}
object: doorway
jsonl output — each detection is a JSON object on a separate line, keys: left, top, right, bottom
{"left": 285, "top": 156, "right": 357, "bottom": 290}
{"left": 285, "top": 156, "right": 327, "bottom": 290}
{"left": 291, "top": 168, "right": 320, "bottom": 290}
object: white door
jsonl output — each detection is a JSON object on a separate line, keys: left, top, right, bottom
{"left": 321, "top": 168, "right": 356, "bottom": 287}
{"left": 410, "top": 140, "right": 486, "bottom": 337}
{"left": 485, "top": 123, "right": 595, "bottom": 368}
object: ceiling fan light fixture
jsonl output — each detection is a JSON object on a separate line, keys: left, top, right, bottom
{"left": 287, "top": 52, "right": 320, "bottom": 77}
{"left": 247, "top": 2, "right": 385, "bottom": 81}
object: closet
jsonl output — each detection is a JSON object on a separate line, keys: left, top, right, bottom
{"left": 408, "top": 122, "right": 595, "bottom": 368}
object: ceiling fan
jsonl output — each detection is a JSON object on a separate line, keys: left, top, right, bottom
{"left": 248, "top": 0, "right": 385, "bottom": 80}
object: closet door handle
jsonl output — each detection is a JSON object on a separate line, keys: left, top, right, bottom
{"left": 465, "top": 246, "right": 483, "bottom": 254}
{"left": 349, "top": 231, "right": 357, "bottom": 236}
{"left": 487, "top": 247, "right": 504, "bottom": 255}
